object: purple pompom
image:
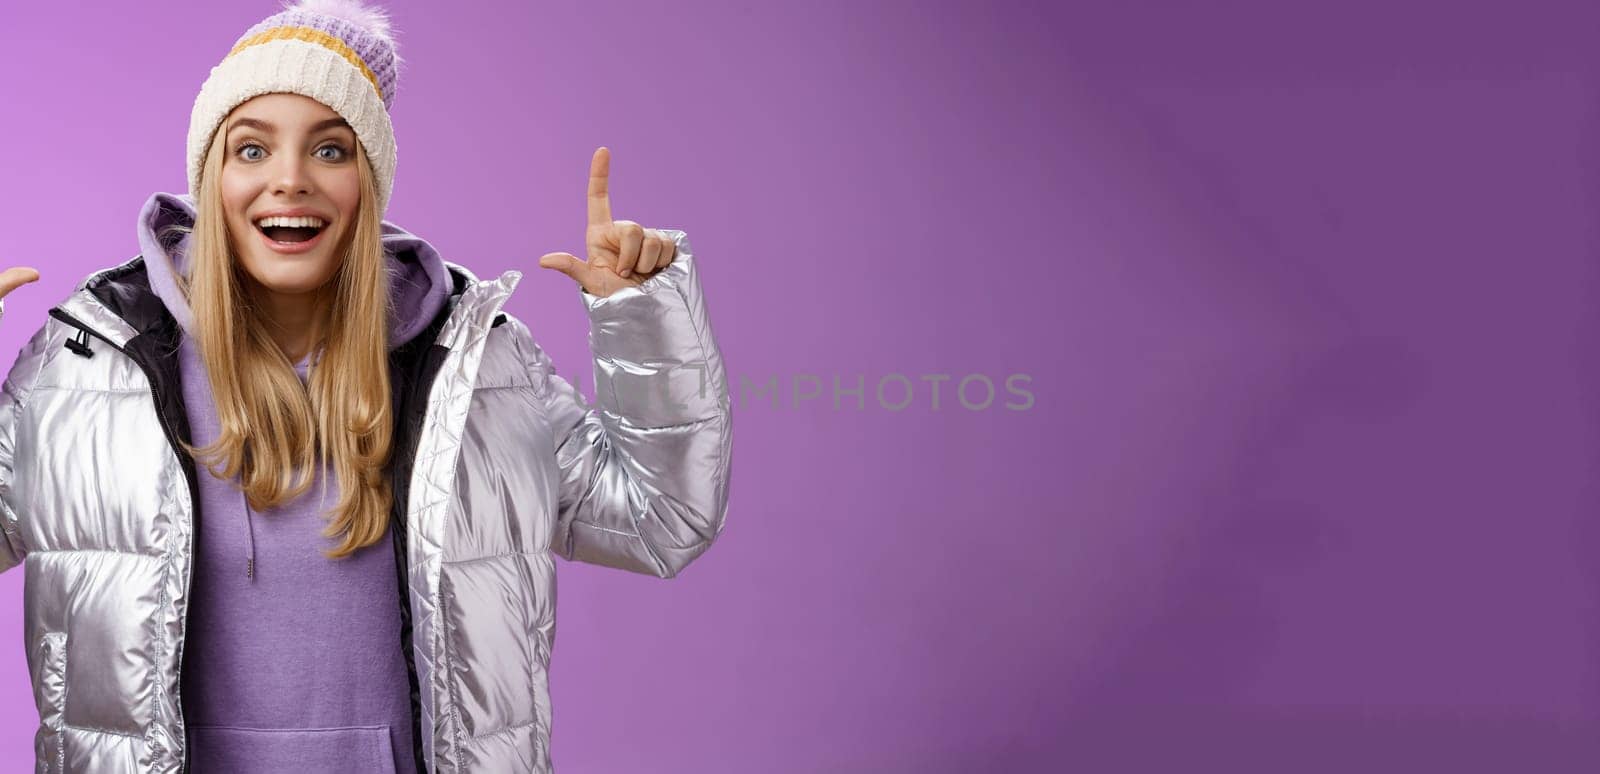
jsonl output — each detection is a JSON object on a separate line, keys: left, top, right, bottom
{"left": 283, "top": 0, "right": 395, "bottom": 43}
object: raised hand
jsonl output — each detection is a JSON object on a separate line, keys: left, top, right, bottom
{"left": 537, "top": 147, "right": 677, "bottom": 298}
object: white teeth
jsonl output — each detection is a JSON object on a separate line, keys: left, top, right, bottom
{"left": 254, "top": 215, "right": 327, "bottom": 229}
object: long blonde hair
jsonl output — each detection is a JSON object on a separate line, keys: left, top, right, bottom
{"left": 174, "top": 125, "right": 396, "bottom": 559}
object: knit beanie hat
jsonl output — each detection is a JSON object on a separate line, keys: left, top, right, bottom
{"left": 187, "top": 0, "right": 402, "bottom": 216}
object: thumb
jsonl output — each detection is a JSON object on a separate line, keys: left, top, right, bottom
{"left": 538, "top": 252, "right": 590, "bottom": 285}
{"left": 0, "top": 267, "right": 41, "bottom": 300}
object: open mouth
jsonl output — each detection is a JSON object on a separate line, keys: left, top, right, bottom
{"left": 253, "top": 215, "right": 329, "bottom": 244}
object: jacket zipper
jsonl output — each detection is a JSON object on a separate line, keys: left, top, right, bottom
{"left": 47, "top": 307, "right": 200, "bottom": 772}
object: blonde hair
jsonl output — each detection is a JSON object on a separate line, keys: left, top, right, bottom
{"left": 174, "top": 123, "right": 396, "bottom": 559}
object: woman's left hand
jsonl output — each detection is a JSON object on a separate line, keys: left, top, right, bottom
{"left": 538, "top": 147, "right": 677, "bottom": 298}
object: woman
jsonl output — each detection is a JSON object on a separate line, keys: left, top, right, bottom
{"left": 0, "top": 1, "right": 732, "bottom": 771}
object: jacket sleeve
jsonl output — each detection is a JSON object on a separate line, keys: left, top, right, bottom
{"left": 527, "top": 230, "right": 733, "bottom": 578}
{"left": 0, "top": 303, "right": 51, "bottom": 573}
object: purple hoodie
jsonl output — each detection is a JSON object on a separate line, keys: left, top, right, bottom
{"left": 137, "top": 192, "right": 451, "bottom": 773}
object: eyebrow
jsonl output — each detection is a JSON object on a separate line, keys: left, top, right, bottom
{"left": 227, "top": 117, "right": 352, "bottom": 135}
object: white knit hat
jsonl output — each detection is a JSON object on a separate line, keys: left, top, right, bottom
{"left": 186, "top": 0, "right": 402, "bottom": 215}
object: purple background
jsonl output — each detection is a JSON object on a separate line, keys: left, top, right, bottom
{"left": 2, "top": 0, "right": 1597, "bottom": 771}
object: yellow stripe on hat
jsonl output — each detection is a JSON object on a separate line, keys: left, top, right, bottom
{"left": 226, "top": 26, "right": 383, "bottom": 102}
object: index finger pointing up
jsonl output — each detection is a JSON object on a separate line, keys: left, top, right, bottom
{"left": 587, "top": 146, "right": 612, "bottom": 227}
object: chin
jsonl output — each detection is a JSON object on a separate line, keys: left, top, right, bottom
{"left": 234, "top": 228, "right": 347, "bottom": 295}
{"left": 240, "top": 257, "right": 340, "bottom": 295}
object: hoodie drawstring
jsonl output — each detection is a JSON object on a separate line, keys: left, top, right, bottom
{"left": 238, "top": 355, "right": 322, "bottom": 582}
{"left": 243, "top": 490, "right": 257, "bottom": 580}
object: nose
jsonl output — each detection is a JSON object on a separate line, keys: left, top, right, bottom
{"left": 270, "top": 152, "right": 314, "bottom": 197}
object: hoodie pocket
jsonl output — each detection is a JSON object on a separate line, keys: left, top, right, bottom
{"left": 186, "top": 725, "right": 396, "bottom": 773}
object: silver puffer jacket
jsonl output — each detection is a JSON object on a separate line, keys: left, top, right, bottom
{"left": 0, "top": 230, "right": 732, "bottom": 773}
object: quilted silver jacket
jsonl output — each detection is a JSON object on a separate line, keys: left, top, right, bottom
{"left": 0, "top": 229, "right": 732, "bottom": 773}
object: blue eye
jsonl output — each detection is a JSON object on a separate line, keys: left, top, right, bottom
{"left": 232, "top": 142, "right": 347, "bottom": 162}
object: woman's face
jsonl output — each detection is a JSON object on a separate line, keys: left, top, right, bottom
{"left": 218, "top": 92, "right": 361, "bottom": 299}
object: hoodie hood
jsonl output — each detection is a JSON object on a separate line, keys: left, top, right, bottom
{"left": 137, "top": 191, "right": 452, "bottom": 354}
